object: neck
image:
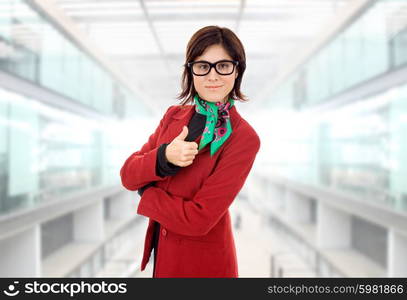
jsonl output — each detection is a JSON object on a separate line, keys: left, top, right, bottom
{"left": 196, "top": 93, "right": 228, "bottom": 104}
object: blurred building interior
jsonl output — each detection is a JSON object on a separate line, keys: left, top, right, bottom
{"left": 0, "top": 0, "right": 406, "bottom": 277}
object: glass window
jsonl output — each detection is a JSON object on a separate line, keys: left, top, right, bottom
{"left": 40, "top": 25, "right": 64, "bottom": 92}
{"left": 0, "top": 93, "right": 8, "bottom": 213}
{"left": 363, "top": 3, "right": 389, "bottom": 78}
{"left": 8, "top": 96, "right": 39, "bottom": 198}
{"left": 392, "top": 27, "right": 407, "bottom": 67}
{"left": 0, "top": 1, "right": 13, "bottom": 41}
{"left": 267, "top": 0, "right": 407, "bottom": 111}
{"left": 0, "top": 0, "right": 144, "bottom": 119}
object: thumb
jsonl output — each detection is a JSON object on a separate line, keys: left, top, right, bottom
{"left": 175, "top": 125, "right": 188, "bottom": 141}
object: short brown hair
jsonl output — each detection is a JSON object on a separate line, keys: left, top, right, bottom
{"left": 176, "top": 25, "right": 249, "bottom": 105}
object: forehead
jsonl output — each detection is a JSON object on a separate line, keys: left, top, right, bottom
{"left": 195, "top": 44, "right": 233, "bottom": 62}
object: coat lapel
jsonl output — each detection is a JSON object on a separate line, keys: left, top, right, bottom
{"left": 170, "top": 105, "right": 195, "bottom": 120}
{"left": 164, "top": 105, "right": 195, "bottom": 143}
{"left": 163, "top": 103, "right": 242, "bottom": 154}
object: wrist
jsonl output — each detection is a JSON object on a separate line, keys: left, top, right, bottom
{"left": 164, "top": 143, "right": 171, "bottom": 164}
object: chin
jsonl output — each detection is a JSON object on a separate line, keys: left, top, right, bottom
{"left": 200, "top": 94, "right": 227, "bottom": 103}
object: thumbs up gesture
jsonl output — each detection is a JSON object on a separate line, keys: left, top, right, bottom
{"left": 165, "top": 126, "right": 198, "bottom": 167}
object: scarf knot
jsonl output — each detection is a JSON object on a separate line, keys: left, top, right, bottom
{"left": 194, "top": 94, "right": 234, "bottom": 156}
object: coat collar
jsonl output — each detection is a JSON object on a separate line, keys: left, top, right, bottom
{"left": 171, "top": 103, "right": 242, "bottom": 127}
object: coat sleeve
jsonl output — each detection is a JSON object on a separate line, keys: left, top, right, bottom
{"left": 136, "top": 127, "right": 261, "bottom": 236}
{"left": 120, "top": 105, "right": 174, "bottom": 191}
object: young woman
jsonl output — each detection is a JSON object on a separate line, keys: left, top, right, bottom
{"left": 120, "top": 25, "right": 261, "bottom": 278}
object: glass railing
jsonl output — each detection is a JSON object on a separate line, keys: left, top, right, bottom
{"left": 261, "top": 82, "right": 407, "bottom": 213}
{"left": 267, "top": 0, "right": 407, "bottom": 110}
{"left": 269, "top": 216, "right": 345, "bottom": 277}
{"left": 0, "top": 87, "right": 144, "bottom": 216}
{"left": 66, "top": 218, "right": 142, "bottom": 278}
{"left": 0, "top": 0, "right": 148, "bottom": 119}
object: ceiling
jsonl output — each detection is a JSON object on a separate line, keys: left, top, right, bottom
{"left": 53, "top": 0, "right": 353, "bottom": 114}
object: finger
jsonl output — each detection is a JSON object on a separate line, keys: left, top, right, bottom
{"left": 179, "top": 160, "right": 193, "bottom": 167}
{"left": 185, "top": 142, "right": 198, "bottom": 150}
{"left": 175, "top": 126, "right": 188, "bottom": 141}
{"left": 180, "top": 155, "right": 195, "bottom": 162}
{"left": 183, "top": 149, "right": 198, "bottom": 156}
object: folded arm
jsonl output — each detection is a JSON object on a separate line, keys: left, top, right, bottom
{"left": 137, "top": 129, "right": 261, "bottom": 236}
{"left": 137, "top": 143, "right": 181, "bottom": 197}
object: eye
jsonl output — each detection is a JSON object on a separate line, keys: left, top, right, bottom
{"left": 197, "top": 63, "right": 208, "bottom": 70}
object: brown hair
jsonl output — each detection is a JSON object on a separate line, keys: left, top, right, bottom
{"left": 176, "top": 25, "right": 249, "bottom": 105}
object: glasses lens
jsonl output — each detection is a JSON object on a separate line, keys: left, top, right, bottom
{"left": 216, "top": 61, "right": 234, "bottom": 75}
{"left": 192, "top": 62, "right": 210, "bottom": 75}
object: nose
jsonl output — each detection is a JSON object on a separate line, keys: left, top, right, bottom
{"left": 207, "top": 66, "right": 220, "bottom": 81}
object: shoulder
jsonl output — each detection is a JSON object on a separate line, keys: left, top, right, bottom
{"left": 237, "top": 118, "right": 261, "bottom": 149}
{"left": 164, "top": 105, "right": 179, "bottom": 116}
{"left": 223, "top": 115, "right": 260, "bottom": 155}
{"left": 160, "top": 104, "right": 194, "bottom": 123}
{"left": 159, "top": 105, "right": 181, "bottom": 123}
{"left": 163, "top": 104, "right": 193, "bottom": 118}
{"left": 167, "top": 104, "right": 193, "bottom": 111}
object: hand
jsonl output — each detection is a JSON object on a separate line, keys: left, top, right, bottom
{"left": 165, "top": 126, "right": 198, "bottom": 167}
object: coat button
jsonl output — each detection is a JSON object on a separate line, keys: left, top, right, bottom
{"left": 162, "top": 228, "right": 167, "bottom": 236}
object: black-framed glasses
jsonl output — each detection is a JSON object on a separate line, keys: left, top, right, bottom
{"left": 185, "top": 60, "right": 239, "bottom": 76}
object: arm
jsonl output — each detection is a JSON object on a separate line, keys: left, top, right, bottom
{"left": 136, "top": 111, "right": 202, "bottom": 195}
{"left": 156, "top": 143, "right": 181, "bottom": 177}
{"left": 137, "top": 143, "right": 181, "bottom": 197}
{"left": 137, "top": 127, "right": 261, "bottom": 236}
{"left": 120, "top": 105, "right": 175, "bottom": 191}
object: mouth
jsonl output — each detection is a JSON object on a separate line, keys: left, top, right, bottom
{"left": 205, "top": 85, "right": 223, "bottom": 89}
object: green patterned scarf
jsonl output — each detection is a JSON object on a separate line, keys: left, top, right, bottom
{"left": 193, "top": 93, "right": 234, "bottom": 157}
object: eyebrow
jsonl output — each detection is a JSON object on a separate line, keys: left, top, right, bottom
{"left": 194, "top": 59, "right": 233, "bottom": 63}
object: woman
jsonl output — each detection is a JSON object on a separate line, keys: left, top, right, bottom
{"left": 120, "top": 25, "right": 260, "bottom": 278}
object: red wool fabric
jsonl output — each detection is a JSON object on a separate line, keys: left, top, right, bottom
{"left": 120, "top": 104, "right": 261, "bottom": 278}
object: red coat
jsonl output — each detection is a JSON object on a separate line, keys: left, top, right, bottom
{"left": 120, "top": 104, "right": 260, "bottom": 277}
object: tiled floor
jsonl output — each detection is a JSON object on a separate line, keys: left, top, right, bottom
{"left": 231, "top": 198, "right": 315, "bottom": 278}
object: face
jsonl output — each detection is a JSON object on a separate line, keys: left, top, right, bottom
{"left": 192, "top": 44, "right": 238, "bottom": 104}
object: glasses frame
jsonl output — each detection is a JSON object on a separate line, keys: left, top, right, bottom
{"left": 185, "top": 60, "right": 239, "bottom": 76}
